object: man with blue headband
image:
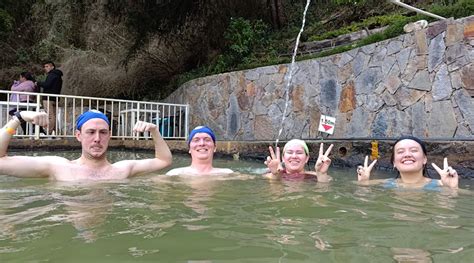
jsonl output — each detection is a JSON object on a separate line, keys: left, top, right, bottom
{"left": 0, "top": 110, "right": 172, "bottom": 181}
{"left": 166, "top": 125, "right": 233, "bottom": 175}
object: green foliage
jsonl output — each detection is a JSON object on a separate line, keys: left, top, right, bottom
{"left": 430, "top": 0, "right": 474, "bottom": 18}
{"left": 209, "top": 17, "right": 269, "bottom": 74}
{"left": 34, "top": 39, "right": 59, "bottom": 62}
{"left": 308, "top": 14, "right": 406, "bottom": 41}
{"left": 0, "top": 8, "right": 13, "bottom": 37}
{"left": 16, "top": 48, "right": 31, "bottom": 64}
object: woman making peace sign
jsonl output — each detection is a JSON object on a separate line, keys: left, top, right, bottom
{"left": 264, "top": 139, "right": 333, "bottom": 182}
{"left": 357, "top": 136, "right": 459, "bottom": 190}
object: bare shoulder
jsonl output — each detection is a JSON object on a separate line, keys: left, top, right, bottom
{"left": 39, "top": 155, "right": 71, "bottom": 162}
{"left": 6, "top": 155, "right": 70, "bottom": 165}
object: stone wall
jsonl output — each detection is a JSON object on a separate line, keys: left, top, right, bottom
{"left": 165, "top": 16, "right": 474, "bottom": 141}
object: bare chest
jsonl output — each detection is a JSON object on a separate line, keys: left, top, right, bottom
{"left": 52, "top": 164, "right": 129, "bottom": 181}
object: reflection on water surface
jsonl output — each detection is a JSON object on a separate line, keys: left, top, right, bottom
{"left": 0, "top": 151, "right": 472, "bottom": 262}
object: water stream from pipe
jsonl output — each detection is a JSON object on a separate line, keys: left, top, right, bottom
{"left": 275, "top": 0, "right": 312, "bottom": 148}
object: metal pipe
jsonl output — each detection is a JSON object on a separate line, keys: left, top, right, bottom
{"left": 389, "top": 0, "right": 446, "bottom": 20}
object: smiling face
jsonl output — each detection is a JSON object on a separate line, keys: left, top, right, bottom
{"left": 282, "top": 144, "right": 309, "bottom": 174}
{"left": 392, "top": 139, "right": 427, "bottom": 174}
{"left": 76, "top": 118, "right": 111, "bottom": 160}
{"left": 189, "top": 133, "right": 216, "bottom": 162}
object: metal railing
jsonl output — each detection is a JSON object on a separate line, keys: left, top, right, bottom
{"left": 0, "top": 90, "right": 189, "bottom": 140}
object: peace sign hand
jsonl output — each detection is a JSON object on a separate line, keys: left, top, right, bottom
{"left": 315, "top": 143, "right": 333, "bottom": 175}
{"left": 357, "top": 156, "right": 377, "bottom": 181}
{"left": 264, "top": 146, "right": 284, "bottom": 176}
{"left": 432, "top": 158, "right": 459, "bottom": 189}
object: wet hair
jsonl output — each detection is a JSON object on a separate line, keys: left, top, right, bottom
{"left": 43, "top": 61, "right": 56, "bottom": 68}
{"left": 20, "top": 71, "right": 35, "bottom": 82}
{"left": 391, "top": 135, "right": 430, "bottom": 178}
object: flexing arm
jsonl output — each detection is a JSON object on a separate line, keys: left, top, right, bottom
{"left": 0, "top": 111, "right": 53, "bottom": 178}
{"left": 116, "top": 121, "right": 172, "bottom": 177}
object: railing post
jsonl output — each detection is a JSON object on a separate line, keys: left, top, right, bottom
{"left": 185, "top": 105, "right": 189, "bottom": 141}
{"left": 135, "top": 102, "right": 141, "bottom": 140}
{"left": 0, "top": 90, "right": 188, "bottom": 141}
{"left": 35, "top": 93, "right": 41, "bottom": 140}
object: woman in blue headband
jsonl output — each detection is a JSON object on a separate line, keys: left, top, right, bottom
{"left": 357, "top": 136, "right": 459, "bottom": 190}
{"left": 263, "top": 139, "right": 334, "bottom": 182}
{"left": 166, "top": 126, "right": 233, "bottom": 176}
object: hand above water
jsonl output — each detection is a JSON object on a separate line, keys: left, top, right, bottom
{"left": 315, "top": 143, "right": 333, "bottom": 176}
{"left": 133, "top": 121, "right": 157, "bottom": 133}
{"left": 18, "top": 111, "right": 48, "bottom": 127}
{"left": 432, "top": 158, "right": 459, "bottom": 189}
{"left": 357, "top": 155, "right": 377, "bottom": 181}
{"left": 264, "top": 146, "right": 284, "bottom": 176}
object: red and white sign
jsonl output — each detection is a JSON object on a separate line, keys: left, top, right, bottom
{"left": 318, "top": 115, "right": 336, "bottom": 135}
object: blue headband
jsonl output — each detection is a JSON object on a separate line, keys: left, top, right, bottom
{"left": 188, "top": 126, "right": 216, "bottom": 144}
{"left": 76, "top": 110, "right": 110, "bottom": 130}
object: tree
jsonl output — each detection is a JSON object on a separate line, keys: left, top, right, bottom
{"left": 268, "top": 0, "right": 286, "bottom": 29}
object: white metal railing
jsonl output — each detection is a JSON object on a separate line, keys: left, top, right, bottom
{"left": 0, "top": 90, "right": 189, "bottom": 140}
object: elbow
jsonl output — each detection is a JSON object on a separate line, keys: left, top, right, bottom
{"left": 164, "top": 155, "right": 173, "bottom": 168}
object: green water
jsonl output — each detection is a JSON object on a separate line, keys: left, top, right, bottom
{"left": 0, "top": 151, "right": 473, "bottom": 262}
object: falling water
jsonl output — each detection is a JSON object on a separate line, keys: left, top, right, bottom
{"left": 275, "top": 0, "right": 312, "bottom": 148}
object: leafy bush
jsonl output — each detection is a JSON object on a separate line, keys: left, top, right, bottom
{"left": 34, "top": 39, "right": 59, "bottom": 62}
{"left": 209, "top": 17, "right": 269, "bottom": 73}
{"left": 0, "top": 8, "right": 13, "bottom": 37}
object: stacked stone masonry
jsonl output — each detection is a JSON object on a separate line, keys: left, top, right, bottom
{"left": 165, "top": 16, "right": 474, "bottom": 141}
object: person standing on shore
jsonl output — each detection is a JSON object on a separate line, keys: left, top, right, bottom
{"left": 36, "top": 61, "right": 63, "bottom": 134}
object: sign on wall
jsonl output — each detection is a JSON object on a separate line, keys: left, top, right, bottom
{"left": 318, "top": 115, "right": 336, "bottom": 135}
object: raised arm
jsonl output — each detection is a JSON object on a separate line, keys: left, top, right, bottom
{"left": 116, "top": 121, "right": 172, "bottom": 177}
{"left": 263, "top": 146, "right": 284, "bottom": 179}
{"left": 357, "top": 155, "right": 377, "bottom": 185}
{"left": 432, "top": 158, "right": 459, "bottom": 189}
{"left": 0, "top": 111, "right": 54, "bottom": 178}
{"left": 314, "top": 143, "right": 333, "bottom": 182}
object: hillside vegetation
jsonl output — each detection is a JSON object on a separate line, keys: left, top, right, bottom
{"left": 0, "top": 0, "right": 472, "bottom": 100}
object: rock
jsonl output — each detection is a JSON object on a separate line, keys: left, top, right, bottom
{"left": 432, "top": 64, "right": 452, "bottom": 101}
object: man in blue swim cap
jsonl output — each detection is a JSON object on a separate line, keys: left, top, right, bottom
{"left": 166, "top": 125, "right": 233, "bottom": 175}
{"left": 0, "top": 110, "right": 172, "bottom": 181}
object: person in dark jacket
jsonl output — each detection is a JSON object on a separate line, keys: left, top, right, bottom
{"left": 36, "top": 61, "right": 63, "bottom": 134}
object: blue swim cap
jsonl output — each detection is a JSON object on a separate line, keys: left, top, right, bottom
{"left": 188, "top": 126, "right": 216, "bottom": 145}
{"left": 76, "top": 110, "right": 110, "bottom": 130}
